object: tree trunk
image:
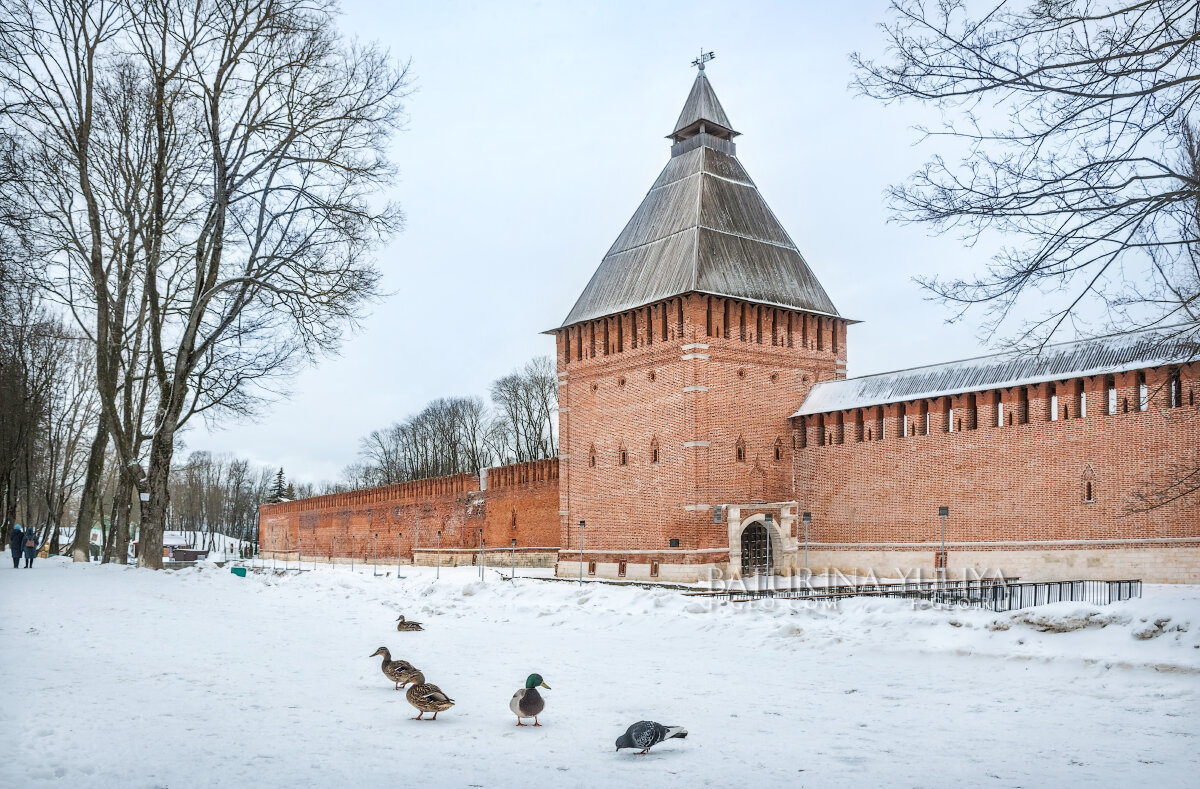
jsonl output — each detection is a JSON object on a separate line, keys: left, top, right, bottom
{"left": 137, "top": 423, "right": 176, "bottom": 569}
{"left": 115, "top": 503, "right": 132, "bottom": 565}
{"left": 70, "top": 423, "right": 108, "bottom": 561}
{"left": 101, "top": 490, "right": 117, "bottom": 563}
{"left": 105, "top": 478, "right": 133, "bottom": 565}
{"left": 2, "top": 472, "right": 15, "bottom": 536}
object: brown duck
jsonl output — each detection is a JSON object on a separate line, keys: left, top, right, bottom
{"left": 369, "top": 647, "right": 416, "bottom": 690}
{"left": 396, "top": 615, "right": 424, "bottom": 632}
{"left": 395, "top": 667, "right": 455, "bottom": 720}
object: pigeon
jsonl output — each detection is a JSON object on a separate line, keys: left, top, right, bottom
{"left": 615, "top": 721, "right": 688, "bottom": 754}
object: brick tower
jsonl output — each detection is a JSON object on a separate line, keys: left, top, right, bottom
{"left": 550, "top": 61, "right": 850, "bottom": 581}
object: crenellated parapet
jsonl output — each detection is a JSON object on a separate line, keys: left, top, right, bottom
{"left": 260, "top": 472, "right": 480, "bottom": 516}
{"left": 258, "top": 461, "right": 562, "bottom": 563}
{"left": 487, "top": 458, "right": 559, "bottom": 490}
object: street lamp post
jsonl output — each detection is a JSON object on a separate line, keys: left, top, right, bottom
{"left": 764, "top": 513, "right": 773, "bottom": 592}
{"left": 396, "top": 531, "right": 402, "bottom": 578}
{"left": 436, "top": 530, "right": 441, "bottom": 580}
{"left": 938, "top": 505, "right": 949, "bottom": 585}
{"left": 578, "top": 520, "right": 585, "bottom": 585}
{"left": 802, "top": 512, "right": 812, "bottom": 584}
{"left": 478, "top": 529, "right": 484, "bottom": 582}
{"left": 511, "top": 538, "right": 517, "bottom": 579}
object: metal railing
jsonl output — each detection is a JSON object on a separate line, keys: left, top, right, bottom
{"left": 691, "top": 578, "right": 1141, "bottom": 612}
{"left": 689, "top": 577, "right": 1015, "bottom": 601}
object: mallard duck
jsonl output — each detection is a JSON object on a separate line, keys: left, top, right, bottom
{"left": 369, "top": 647, "right": 416, "bottom": 690}
{"left": 396, "top": 615, "right": 424, "bottom": 632}
{"left": 395, "top": 668, "right": 455, "bottom": 720}
{"left": 509, "top": 673, "right": 550, "bottom": 726}
{"left": 615, "top": 721, "right": 688, "bottom": 754}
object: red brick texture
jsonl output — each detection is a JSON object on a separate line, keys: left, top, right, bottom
{"left": 553, "top": 293, "right": 847, "bottom": 568}
{"left": 790, "top": 364, "right": 1200, "bottom": 551}
{"left": 260, "top": 306, "right": 1199, "bottom": 582}
{"left": 259, "top": 459, "right": 560, "bottom": 561}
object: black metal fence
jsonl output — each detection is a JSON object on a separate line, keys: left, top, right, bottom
{"left": 689, "top": 578, "right": 1142, "bottom": 612}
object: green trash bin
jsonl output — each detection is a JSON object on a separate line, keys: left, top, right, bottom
{"left": 231, "top": 567, "right": 247, "bottom": 578}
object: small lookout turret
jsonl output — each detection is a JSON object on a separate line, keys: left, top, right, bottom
{"left": 669, "top": 50, "right": 739, "bottom": 145}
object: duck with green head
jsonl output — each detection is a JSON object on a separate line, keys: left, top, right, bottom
{"left": 509, "top": 673, "right": 550, "bottom": 726}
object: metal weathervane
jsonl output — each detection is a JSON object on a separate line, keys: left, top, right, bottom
{"left": 691, "top": 49, "right": 715, "bottom": 71}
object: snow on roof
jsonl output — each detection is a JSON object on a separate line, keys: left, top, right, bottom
{"left": 792, "top": 323, "right": 1200, "bottom": 418}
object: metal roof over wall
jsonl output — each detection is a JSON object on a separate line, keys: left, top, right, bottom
{"left": 792, "top": 324, "right": 1200, "bottom": 417}
{"left": 558, "top": 71, "right": 839, "bottom": 329}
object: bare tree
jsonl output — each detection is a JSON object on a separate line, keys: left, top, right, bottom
{"left": 126, "top": 0, "right": 408, "bottom": 567}
{"left": 0, "top": 276, "right": 54, "bottom": 535}
{"left": 0, "top": 0, "right": 130, "bottom": 558}
{"left": 490, "top": 356, "right": 558, "bottom": 463}
{"left": 1, "top": 0, "right": 411, "bottom": 568}
{"left": 355, "top": 395, "right": 500, "bottom": 485}
{"left": 853, "top": 0, "right": 1200, "bottom": 345}
{"left": 168, "top": 450, "right": 271, "bottom": 552}
{"left": 36, "top": 338, "right": 99, "bottom": 555}
{"left": 342, "top": 356, "right": 558, "bottom": 490}
{"left": 523, "top": 355, "right": 558, "bottom": 458}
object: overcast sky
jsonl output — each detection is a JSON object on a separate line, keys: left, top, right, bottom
{"left": 186, "top": 0, "right": 1020, "bottom": 484}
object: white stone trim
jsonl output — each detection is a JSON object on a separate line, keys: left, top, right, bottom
{"left": 417, "top": 546, "right": 560, "bottom": 553}
{"left": 683, "top": 503, "right": 712, "bottom": 511}
{"left": 682, "top": 385, "right": 709, "bottom": 393}
{"left": 558, "top": 510, "right": 570, "bottom": 516}
{"left": 558, "top": 547, "right": 728, "bottom": 555}
{"left": 681, "top": 343, "right": 710, "bottom": 351}
{"left": 808, "top": 537, "right": 1200, "bottom": 548}
{"left": 682, "top": 441, "right": 710, "bottom": 447}
{"left": 681, "top": 353, "right": 710, "bottom": 361}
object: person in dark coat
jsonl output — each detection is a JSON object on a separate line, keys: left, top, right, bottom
{"left": 23, "top": 527, "right": 38, "bottom": 568}
{"left": 9, "top": 524, "right": 23, "bottom": 569}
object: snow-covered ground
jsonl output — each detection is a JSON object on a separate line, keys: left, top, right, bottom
{"left": 2, "top": 560, "right": 1197, "bottom": 788}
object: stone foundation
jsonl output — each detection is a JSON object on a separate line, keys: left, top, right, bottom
{"left": 554, "top": 559, "right": 721, "bottom": 584}
{"left": 550, "top": 544, "right": 1200, "bottom": 584}
{"left": 414, "top": 547, "right": 558, "bottom": 569}
{"left": 799, "top": 544, "right": 1200, "bottom": 585}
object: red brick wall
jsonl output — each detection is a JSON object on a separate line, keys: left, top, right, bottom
{"left": 482, "top": 459, "right": 560, "bottom": 549}
{"left": 261, "top": 314, "right": 1197, "bottom": 579}
{"left": 259, "top": 459, "right": 560, "bottom": 560}
{"left": 791, "top": 364, "right": 1200, "bottom": 549}
{"left": 555, "top": 292, "right": 846, "bottom": 565}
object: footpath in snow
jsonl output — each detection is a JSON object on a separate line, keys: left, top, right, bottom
{"left": 1, "top": 558, "right": 1197, "bottom": 788}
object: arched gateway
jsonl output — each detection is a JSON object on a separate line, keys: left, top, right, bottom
{"left": 740, "top": 522, "right": 772, "bottom": 577}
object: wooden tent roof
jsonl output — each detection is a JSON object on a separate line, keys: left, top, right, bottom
{"left": 670, "top": 69, "right": 737, "bottom": 139}
{"left": 559, "top": 72, "right": 839, "bottom": 329}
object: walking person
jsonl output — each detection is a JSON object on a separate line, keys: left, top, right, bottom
{"left": 9, "top": 524, "right": 23, "bottom": 569}
{"left": 23, "top": 527, "right": 38, "bottom": 568}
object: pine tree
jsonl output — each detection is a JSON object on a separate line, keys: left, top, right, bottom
{"left": 284, "top": 483, "right": 295, "bottom": 500}
{"left": 269, "top": 468, "right": 286, "bottom": 503}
